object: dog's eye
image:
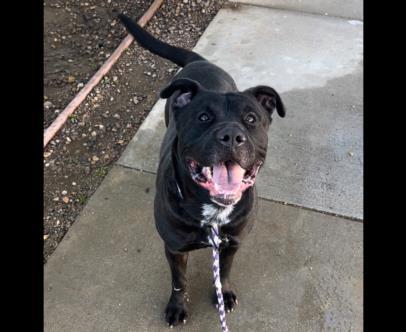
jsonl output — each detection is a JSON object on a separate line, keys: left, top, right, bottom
{"left": 198, "top": 113, "right": 210, "bottom": 122}
{"left": 245, "top": 113, "right": 257, "bottom": 124}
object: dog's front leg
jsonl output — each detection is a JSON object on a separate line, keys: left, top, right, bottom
{"left": 164, "top": 245, "right": 189, "bottom": 327}
{"left": 215, "top": 244, "right": 239, "bottom": 312}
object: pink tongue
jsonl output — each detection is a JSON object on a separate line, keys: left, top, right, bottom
{"left": 212, "top": 162, "right": 245, "bottom": 193}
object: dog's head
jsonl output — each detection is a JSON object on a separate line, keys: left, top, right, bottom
{"left": 161, "top": 78, "right": 285, "bottom": 206}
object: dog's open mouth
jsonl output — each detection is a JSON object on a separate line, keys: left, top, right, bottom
{"left": 186, "top": 158, "right": 262, "bottom": 206}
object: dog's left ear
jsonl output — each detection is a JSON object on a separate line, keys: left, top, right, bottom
{"left": 160, "top": 78, "right": 202, "bottom": 108}
{"left": 244, "top": 85, "right": 286, "bottom": 119}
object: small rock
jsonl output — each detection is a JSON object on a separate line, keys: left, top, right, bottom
{"left": 72, "top": 182, "right": 77, "bottom": 186}
{"left": 85, "top": 167, "right": 91, "bottom": 175}
{"left": 44, "top": 234, "right": 50, "bottom": 240}
{"left": 133, "top": 97, "right": 139, "bottom": 104}
{"left": 113, "top": 113, "right": 120, "bottom": 119}
{"left": 56, "top": 220, "right": 60, "bottom": 226}
{"left": 77, "top": 82, "right": 84, "bottom": 89}
{"left": 53, "top": 197, "right": 59, "bottom": 202}
{"left": 113, "top": 76, "right": 118, "bottom": 82}
{"left": 348, "top": 152, "right": 354, "bottom": 157}
{"left": 91, "top": 131, "right": 97, "bottom": 137}
{"left": 44, "top": 101, "right": 53, "bottom": 109}
{"left": 67, "top": 75, "right": 76, "bottom": 83}
{"left": 44, "top": 151, "right": 52, "bottom": 158}
{"left": 92, "top": 155, "right": 99, "bottom": 162}
{"left": 61, "top": 190, "right": 67, "bottom": 195}
{"left": 117, "top": 140, "right": 124, "bottom": 145}
{"left": 110, "top": 96, "right": 114, "bottom": 101}
{"left": 62, "top": 196, "right": 69, "bottom": 204}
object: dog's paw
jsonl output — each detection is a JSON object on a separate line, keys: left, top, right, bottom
{"left": 212, "top": 289, "right": 238, "bottom": 313}
{"left": 223, "top": 290, "right": 238, "bottom": 312}
{"left": 165, "top": 300, "right": 188, "bottom": 327}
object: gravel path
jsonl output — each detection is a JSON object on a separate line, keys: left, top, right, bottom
{"left": 44, "top": 0, "right": 229, "bottom": 263}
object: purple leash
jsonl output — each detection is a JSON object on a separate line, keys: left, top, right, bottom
{"left": 208, "top": 223, "right": 230, "bottom": 332}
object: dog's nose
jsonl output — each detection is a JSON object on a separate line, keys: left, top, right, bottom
{"left": 217, "top": 127, "right": 247, "bottom": 148}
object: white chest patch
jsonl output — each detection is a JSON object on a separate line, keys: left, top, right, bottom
{"left": 201, "top": 204, "right": 234, "bottom": 226}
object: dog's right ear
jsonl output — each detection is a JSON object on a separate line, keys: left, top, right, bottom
{"left": 160, "top": 78, "right": 202, "bottom": 108}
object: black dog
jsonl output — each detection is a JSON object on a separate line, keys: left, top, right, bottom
{"left": 119, "top": 14, "right": 285, "bottom": 327}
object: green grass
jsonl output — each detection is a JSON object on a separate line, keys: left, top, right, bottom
{"left": 95, "top": 166, "right": 109, "bottom": 178}
{"left": 68, "top": 114, "right": 78, "bottom": 123}
{"left": 77, "top": 193, "right": 87, "bottom": 205}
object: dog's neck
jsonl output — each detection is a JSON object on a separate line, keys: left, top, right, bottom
{"left": 201, "top": 203, "right": 234, "bottom": 227}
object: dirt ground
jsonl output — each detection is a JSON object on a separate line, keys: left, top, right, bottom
{"left": 43, "top": 0, "right": 229, "bottom": 263}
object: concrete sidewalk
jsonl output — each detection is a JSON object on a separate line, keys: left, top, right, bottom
{"left": 45, "top": 4, "right": 363, "bottom": 332}
{"left": 45, "top": 167, "right": 362, "bottom": 332}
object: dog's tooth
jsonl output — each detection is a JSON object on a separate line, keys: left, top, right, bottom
{"left": 235, "top": 299, "right": 239, "bottom": 305}
{"left": 183, "top": 319, "right": 187, "bottom": 324}
{"left": 202, "top": 166, "right": 212, "bottom": 179}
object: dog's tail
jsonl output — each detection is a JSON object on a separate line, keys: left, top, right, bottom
{"left": 118, "top": 14, "right": 205, "bottom": 67}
